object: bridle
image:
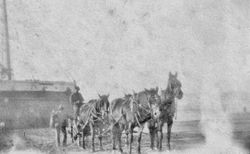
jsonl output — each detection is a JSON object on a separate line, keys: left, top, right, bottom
{"left": 97, "top": 98, "right": 110, "bottom": 120}
{"left": 166, "top": 79, "right": 182, "bottom": 100}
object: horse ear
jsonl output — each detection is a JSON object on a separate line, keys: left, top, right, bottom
{"left": 169, "top": 72, "right": 173, "bottom": 76}
{"left": 155, "top": 86, "right": 159, "bottom": 93}
{"left": 107, "top": 94, "right": 110, "bottom": 98}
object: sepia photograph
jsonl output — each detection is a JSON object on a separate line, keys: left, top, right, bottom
{"left": 0, "top": 0, "right": 250, "bottom": 154}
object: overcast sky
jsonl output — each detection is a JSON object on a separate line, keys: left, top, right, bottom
{"left": 1, "top": 0, "right": 250, "bottom": 99}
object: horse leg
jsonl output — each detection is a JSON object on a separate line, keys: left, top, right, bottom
{"left": 157, "top": 121, "right": 163, "bottom": 151}
{"left": 167, "top": 118, "right": 173, "bottom": 150}
{"left": 137, "top": 125, "right": 144, "bottom": 154}
{"left": 125, "top": 129, "right": 129, "bottom": 147}
{"left": 111, "top": 125, "right": 117, "bottom": 150}
{"left": 90, "top": 123, "right": 95, "bottom": 152}
{"left": 118, "top": 126, "right": 123, "bottom": 153}
{"left": 82, "top": 128, "right": 86, "bottom": 149}
{"left": 122, "top": 117, "right": 129, "bottom": 148}
{"left": 70, "top": 124, "right": 74, "bottom": 143}
{"left": 62, "top": 126, "right": 67, "bottom": 146}
{"left": 129, "top": 124, "right": 133, "bottom": 154}
{"left": 148, "top": 121, "right": 155, "bottom": 150}
{"left": 155, "top": 122, "right": 159, "bottom": 150}
{"left": 56, "top": 127, "right": 61, "bottom": 147}
{"left": 78, "top": 130, "right": 81, "bottom": 147}
{"left": 149, "top": 127, "right": 156, "bottom": 150}
{"left": 77, "top": 123, "right": 83, "bottom": 147}
{"left": 99, "top": 127, "right": 104, "bottom": 150}
{"left": 82, "top": 136, "right": 86, "bottom": 149}
{"left": 159, "top": 127, "right": 163, "bottom": 151}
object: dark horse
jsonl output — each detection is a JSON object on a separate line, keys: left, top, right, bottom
{"left": 110, "top": 87, "right": 161, "bottom": 154}
{"left": 148, "top": 72, "right": 183, "bottom": 151}
{"left": 77, "top": 94, "right": 110, "bottom": 152}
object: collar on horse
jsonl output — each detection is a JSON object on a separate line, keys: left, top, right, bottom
{"left": 134, "top": 93, "right": 155, "bottom": 122}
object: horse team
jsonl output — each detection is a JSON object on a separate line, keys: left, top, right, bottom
{"left": 50, "top": 72, "right": 183, "bottom": 154}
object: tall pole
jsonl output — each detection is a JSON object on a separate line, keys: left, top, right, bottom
{"left": 3, "top": 0, "right": 12, "bottom": 80}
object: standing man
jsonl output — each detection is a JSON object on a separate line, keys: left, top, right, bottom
{"left": 70, "top": 86, "right": 84, "bottom": 122}
{"left": 50, "top": 104, "right": 68, "bottom": 146}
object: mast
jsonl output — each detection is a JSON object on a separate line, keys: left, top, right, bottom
{"left": 3, "top": 0, "right": 12, "bottom": 80}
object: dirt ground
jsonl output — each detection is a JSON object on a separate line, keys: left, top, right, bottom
{"left": 1, "top": 114, "right": 250, "bottom": 154}
{"left": 1, "top": 120, "right": 205, "bottom": 154}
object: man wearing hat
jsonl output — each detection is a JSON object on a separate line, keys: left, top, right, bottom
{"left": 70, "top": 86, "right": 84, "bottom": 122}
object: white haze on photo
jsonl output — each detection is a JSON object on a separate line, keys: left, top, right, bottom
{"left": 1, "top": 0, "right": 250, "bottom": 153}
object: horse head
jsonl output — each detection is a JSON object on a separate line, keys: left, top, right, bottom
{"left": 124, "top": 92, "right": 138, "bottom": 112}
{"left": 98, "top": 94, "right": 110, "bottom": 118}
{"left": 144, "top": 87, "right": 161, "bottom": 119}
{"left": 166, "top": 72, "right": 183, "bottom": 100}
{"left": 124, "top": 93, "right": 132, "bottom": 100}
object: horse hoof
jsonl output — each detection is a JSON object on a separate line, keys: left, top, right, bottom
{"left": 168, "top": 144, "right": 171, "bottom": 150}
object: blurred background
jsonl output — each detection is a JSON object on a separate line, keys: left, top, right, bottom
{"left": 0, "top": 0, "right": 250, "bottom": 153}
